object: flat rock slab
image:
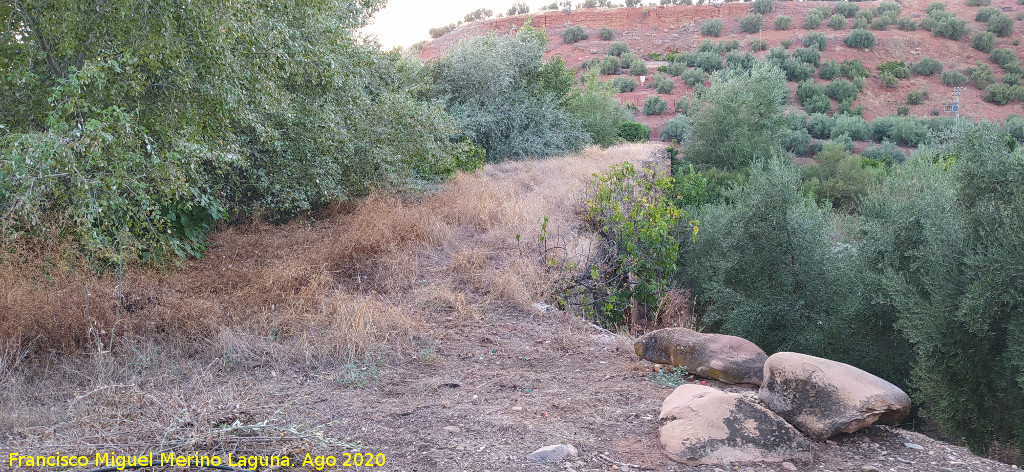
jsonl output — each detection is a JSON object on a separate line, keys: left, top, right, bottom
{"left": 759, "top": 352, "right": 911, "bottom": 441}
{"left": 659, "top": 384, "right": 811, "bottom": 466}
{"left": 526, "top": 444, "right": 578, "bottom": 463}
{"left": 635, "top": 328, "right": 768, "bottom": 385}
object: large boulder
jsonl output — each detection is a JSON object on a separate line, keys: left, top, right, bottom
{"left": 758, "top": 352, "right": 911, "bottom": 441}
{"left": 659, "top": 384, "right": 811, "bottom": 466}
{"left": 635, "top": 328, "right": 768, "bottom": 385}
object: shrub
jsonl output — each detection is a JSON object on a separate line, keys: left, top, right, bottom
{"left": 803, "top": 11, "right": 825, "bottom": 29}
{"left": 618, "top": 121, "right": 650, "bottom": 141}
{"left": 612, "top": 76, "right": 638, "bottom": 92}
{"left": 609, "top": 41, "right": 630, "bottom": 56}
{"left": 754, "top": 0, "right": 774, "bottom": 13}
{"left": 926, "top": 2, "right": 947, "bottom": 14}
{"left": 829, "top": 14, "right": 847, "bottom": 29}
{"left": 698, "top": 39, "right": 717, "bottom": 52}
{"left": 463, "top": 8, "right": 493, "bottom": 22}
{"left": 906, "top": 89, "right": 927, "bottom": 105}
{"left": 967, "top": 0, "right": 991, "bottom": 4}
{"left": 781, "top": 39, "right": 793, "bottom": 49}
{"left": 825, "top": 78, "right": 861, "bottom": 102}
{"left": 832, "top": 114, "right": 870, "bottom": 141}
{"left": 797, "top": 79, "right": 826, "bottom": 107}
{"left": 563, "top": 25, "right": 589, "bottom": 43}
{"left": 807, "top": 113, "right": 835, "bottom": 138}
{"left": 897, "top": 18, "right": 918, "bottom": 31}
{"left": 845, "top": 29, "right": 876, "bottom": 49}
{"left": 860, "top": 141, "right": 905, "bottom": 164}
{"left": 835, "top": 2, "right": 860, "bottom": 18}
{"left": 988, "top": 14, "right": 1014, "bottom": 37}
{"left": 429, "top": 23, "right": 457, "bottom": 38}
{"left": 726, "top": 50, "right": 756, "bottom": 70}
{"left": 717, "top": 39, "right": 741, "bottom": 53}
{"left": 880, "top": 71, "right": 899, "bottom": 88}
{"left": 878, "top": 60, "right": 911, "bottom": 79}
{"left": 856, "top": 8, "right": 877, "bottom": 22}
{"left": 692, "top": 52, "right": 724, "bottom": 72}
{"left": 991, "top": 48, "right": 1021, "bottom": 70}
{"left": 972, "top": 32, "right": 996, "bottom": 52}
{"left": 599, "top": 26, "right": 615, "bottom": 41}
{"left": 912, "top": 58, "right": 943, "bottom": 76}
{"left": 680, "top": 68, "right": 708, "bottom": 86}
{"left": 794, "top": 47, "right": 822, "bottom": 67}
{"left": 975, "top": 6, "right": 999, "bottom": 22}
{"left": 775, "top": 15, "right": 793, "bottom": 30}
{"left": 629, "top": 60, "right": 649, "bottom": 76}
{"left": 932, "top": 15, "right": 970, "bottom": 40}
{"left": 805, "top": 93, "right": 832, "bottom": 114}
{"left": 741, "top": 13, "right": 764, "bottom": 33}
{"left": 783, "top": 128, "right": 814, "bottom": 155}
{"left": 660, "top": 115, "right": 692, "bottom": 142}
{"left": 819, "top": 59, "right": 840, "bottom": 80}
{"left": 968, "top": 63, "right": 997, "bottom": 89}
{"left": 942, "top": 70, "right": 969, "bottom": 86}
{"left": 782, "top": 57, "right": 817, "bottom": 81}
{"left": 750, "top": 38, "right": 769, "bottom": 51}
{"left": 568, "top": 73, "right": 636, "bottom": 147}
{"left": 983, "top": 83, "right": 1024, "bottom": 104}
{"left": 853, "top": 18, "right": 869, "bottom": 29}
{"left": 871, "top": 15, "right": 891, "bottom": 30}
{"left": 599, "top": 56, "right": 622, "bottom": 74}
{"left": 841, "top": 59, "right": 870, "bottom": 79}
{"left": 804, "top": 32, "right": 829, "bottom": 51}
{"left": 653, "top": 74, "right": 676, "bottom": 94}
{"left": 701, "top": 19, "right": 723, "bottom": 36}
{"left": 675, "top": 97, "right": 691, "bottom": 114}
{"left": 643, "top": 96, "right": 668, "bottom": 115}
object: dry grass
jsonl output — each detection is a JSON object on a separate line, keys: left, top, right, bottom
{"left": 0, "top": 143, "right": 658, "bottom": 384}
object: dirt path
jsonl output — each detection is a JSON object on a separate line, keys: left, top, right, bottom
{"left": 2, "top": 144, "right": 1020, "bottom": 471}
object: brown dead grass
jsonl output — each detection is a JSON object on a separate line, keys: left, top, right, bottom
{"left": 0, "top": 143, "right": 658, "bottom": 375}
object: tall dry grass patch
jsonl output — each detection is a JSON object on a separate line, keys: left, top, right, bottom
{"left": 0, "top": 143, "right": 659, "bottom": 369}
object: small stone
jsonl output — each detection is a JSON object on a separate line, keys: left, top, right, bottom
{"left": 526, "top": 444, "right": 579, "bottom": 463}
{"left": 782, "top": 462, "right": 797, "bottom": 471}
{"left": 861, "top": 466, "right": 881, "bottom": 472}
{"left": 904, "top": 443, "right": 924, "bottom": 450}
{"left": 443, "top": 426, "right": 461, "bottom": 433}
{"left": 939, "top": 468, "right": 955, "bottom": 472}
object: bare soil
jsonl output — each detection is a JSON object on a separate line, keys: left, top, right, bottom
{"left": 2, "top": 144, "right": 1021, "bottom": 472}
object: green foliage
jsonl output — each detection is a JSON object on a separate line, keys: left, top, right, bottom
{"left": 775, "top": 15, "right": 793, "bottom": 30}
{"left": 754, "top": 0, "right": 774, "bottom": 14}
{"left": 983, "top": 83, "right": 1024, "bottom": 105}
{"left": 825, "top": 79, "right": 861, "bottom": 102}
{"left": 675, "top": 97, "right": 692, "bottom": 115}
{"left": 618, "top": 122, "right": 651, "bottom": 142}
{"left": 741, "top": 13, "right": 764, "bottom": 33}
{"left": 690, "top": 52, "right": 724, "bottom": 73}
{"left": 609, "top": 41, "right": 630, "bottom": 56}
{"left": 432, "top": 30, "right": 589, "bottom": 162}
{"left": 685, "top": 63, "right": 788, "bottom": 170}
{"left": 871, "top": 15, "right": 892, "bottom": 30}
{"left": 897, "top": 17, "right": 918, "bottom": 31}
{"left": 612, "top": 76, "right": 638, "bottom": 92}
{"left": 835, "top": 3, "right": 860, "bottom": 18}
{"left": 781, "top": 39, "right": 794, "bottom": 49}
{"left": 600, "top": 55, "right": 623, "bottom": 75}
{"left": 942, "top": 70, "right": 969, "bottom": 86}
{"left": 464, "top": 8, "right": 493, "bottom": 22}
{"left": 794, "top": 47, "right": 822, "bottom": 67}
{"left": 926, "top": 2, "right": 947, "bottom": 14}
{"left": 878, "top": 61, "right": 912, "bottom": 79}
{"left": 860, "top": 141, "right": 905, "bottom": 164}
{"left": 912, "top": 58, "right": 944, "bottom": 76}
{"left": 567, "top": 73, "right": 635, "bottom": 147}
{"left": 599, "top": 26, "right": 615, "bottom": 41}
{"left": 829, "top": 14, "right": 848, "bottom": 29}
{"left": 643, "top": 96, "right": 669, "bottom": 115}
{"left": 845, "top": 29, "right": 876, "bottom": 49}
{"left": 582, "top": 163, "right": 689, "bottom": 325}
{"left": 859, "top": 125, "right": 1024, "bottom": 454}
{"left": 726, "top": 51, "right": 756, "bottom": 71}
{"left": 750, "top": 38, "right": 769, "bottom": 51}
{"left": 807, "top": 113, "right": 836, "bottom": 139}
{"left": 804, "top": 142, "right": 882, "bottom": 210}
{"left": 831, "top": 114, "right": 870, "bottom": 141}
{"left": 907, "top": 89, "right": 928, "bottom": 105}
{"left": 702, "top": 19, "right": 723, "bottom": 37}
{"left": 869, "top": 116, "right": 929, "bottom": 146}
{"left": 988, "top": 12, "right": 1015, "bottom": 37}
{"left": 507, "top": 2, "right": 530, "bottom": 15}
{"left": 991, "top": 48, "right": 1022, "bottom": 71}
{"left": 797, "top": 80, "right": 826, "bottom": 107}
{"left": 967, "top": 63, "right": 997, "bottom": 89}
{"left": 803, "top": 11, "right": 825, "bottom": 29}
{"left": 975, "top": 6, "right": 1000, "bottom": 22}
{"left": 660, "top": 115, "right": 692, "bottom": 143}
{"left": 563, "top": 24, "right": 589, "bottom": 43}
{"left": 653, "top": 74, "right": 676, "bottom": 94}
{"left": 430, "top": 24, "right": 457, "bottom": 39}
{"left": 819, "top": 60, "right": 841, "bottom": 80}
{"left": 923, "top": 9, "right": 970, "bottom": 40}
{"left": 803, "top": 32, "right": 829, "bottom": 51}
{"left": 841, "top": 59, "right": 871, "bottom": 79}
{"left": 680, "top": 68, "right": 709, "bottom": 86}
{"left": 649, "top": 366, "right": 690, "bottom": 388}
{"left": 967, "top": 0, "right": 991, "bottom": 5}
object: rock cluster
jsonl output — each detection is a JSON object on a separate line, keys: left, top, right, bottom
{"left": 639, "top": 328, "right": 912, "bottom": 466}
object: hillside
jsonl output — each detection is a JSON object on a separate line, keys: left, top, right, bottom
{"left": 421, "top": 0, "right": 1024, "bottom": 142}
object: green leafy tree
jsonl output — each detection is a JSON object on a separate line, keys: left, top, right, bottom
{"left": 685, "top": 63, "right": 788, "bottom": 170}
{"left": 566, "top": 73, "right": 634, "bottom": 147}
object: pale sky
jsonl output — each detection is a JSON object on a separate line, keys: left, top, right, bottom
{"left": 361, "top": 1, "right": 551, "bottom": 49}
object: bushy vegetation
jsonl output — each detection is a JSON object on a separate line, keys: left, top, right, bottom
{"left": 967, "top": 63, "right": 997, "bottom": 89}
{"left": 942, "top": 70, "right": 969, "bottom": 86}
{"left": 988, "top": 12, "right": 1015, "bottom": 37}
{"left": 741, "top": 13, "right": 764, "bottom": 33}
{"left": 567, "top": 73, "right": 636, "bottom": 147}
{"left": 845, "top": 29, "right": 876, "bottom": 49}
{"left": 750, "top": 38, "right": 769, "bottom": 51}
{"left": 612, "top": 76, "right": 638, "bottom": 92}
{"left": 819, "top": 60, "right": 841, "bottom": 80}
{"left": 897, "top": 17, "right": 918, "bottom": 31}
{"left": 643, "top": 96, "right": 669, "bottom": 115}
{"left": 618, "top": 122, "right": 651, "bottom": 142}
{"left": 653, "top": 74, "right": 676, "bottom": 94}
{"left": 803, "top": 32, "right": 829, "bottom": 51}
{"left": 803, "top": 10, "right": 825, "bottom": 29}
{"left": 754, "top": 0, "right": 774, "bottom": 14}
{"left": 464, "top": 8, "right": 493, "bottom": 22}
{"left": 991, "top": 49, "right": 1022, "bottom": 71}
{"left": 430, "top": 23, "right": 458, "bottom": 39}
{"left": 775, "top": 16, "right": 793, "bottom": 30}
{"left": 563, "top": 25, "right": 589, "bottom": 43}
{"left": 702, "top": 19, "right": 723, "bottom": 37}
{"left": 609, "top": 41, "right": 630, "bottom": 56}
{"left": 661, "top": 115, "right": 693, "bottom": 143}
{"left": 912, "top": 58, "right": 943, "bottom": 76}
{"left": 829, "top": 14, "right": 847, "bottom": 29}
{"left": 921, "top": 7, "right": 970, "bottom": 40}
{"left": 834, "top": 2, "right": 860, "bottom": 18}
{"left": 599, "top": 26, "right": 615, "bottom": 41}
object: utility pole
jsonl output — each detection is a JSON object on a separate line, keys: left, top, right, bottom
{"left": 944, "top": 87, "right": 965, "bottom": 132}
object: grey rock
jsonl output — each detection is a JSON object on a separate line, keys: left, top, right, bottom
{"left": 635, "top": 328, "right": 768, "bottom": 385}
{"left": 861, "top": 466, "right": 881, "bottom": 472}
{"left": 904, "top": 442, "right": 924, "bottom": 450}
{"left": 526, "top": 444, "right": 578, "bottom": 463}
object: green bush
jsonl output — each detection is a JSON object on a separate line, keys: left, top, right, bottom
{"left": 831, "top": 114, "right": 870, "bottom": 141}
{"left": 618, "top": 121, "right": 650, "bottom": 141}
{"left": 860, "top": 141, "right": 905, "bottom": 164}
{"left": 825, "top": 78, "right": 861, "bottom": 102}
{"left": 754, "top": 0, "right": 774, "bottom": 13}
{"left": 983, "top": 83, "right": 1024, "bottom": 104}
{"left": 906, "top": 89, "right": 927, "bottom": 105}
{"left": 880, "top": 71, "right": 899, "bottom": 88}
{"left": 853, "top": 17, "right": 869, "bottom": 29}
{"left": 717, "top": 39, "right": 741, "bottom": 53}
{"left": 599, "top": 26, "right": 615, "bottom": 41}
{"left": 741, "top": 13, "right": 764, "bottom": 33}
{"left": 871, "top": 15, "right": 892, "bottom": 30}
{"left": 988, "top": 13, "right": 1014, "bottom": 37}
{"left": 967, "top": 0, "right": 991, "bottom": 4}
{"left": 878, "top": 60, "right": 911, "bottom": 79}
{"left": 819, "top": 59, "right": 840, "bottom": 80}
{"left": 942, "top": 70, "right": 969, "bottom": 86}
{"left": 806, "top": 113, "right": 835, "bottom": 139}
{"left": 797, "top": 79, "right": 826, "bottom": 107}
{"left": 868, "top": 116, "right": 928, "bottom": 145}
{"left": 612, "top": 76, "right": 638, "bottom": 92}
{"left": 829, "top": 14, "right": 847, "bottom": 29}
{"left": 599, "top": 56, "right": 622, "bottom": 75}
{"left": 463, "top": 8, "right": 493, "bottom": 22}
{"left": 608, "top": 41, "right": 630, "bottom": 56}
{"left": 653, "top": 74, "right": 676, "bottom": 94}
{"left": 643, "top": 96, "right": 668, "bottom": 115}
{"left": 775, "top": 15, "right": 793, "bottom": 30}
{"left": 803, "top": 32, "right": 829, "bottom": 51}
{"left": 844, "top": 29, "right": 876, "bottom": 49}
{"left": 726, "top": 50, "right": 756, "bottom": 71}
{"left": 926, "top": 2, "right": 947, "bottom": 14}
{"left": 563, "top": 25, "right": 589, "bottom": 43}
{"left": 912, "top": 58, "right": 943, "bottom": 75}
{"left": 675, "top": 97, "right": 691, "bottom": 114}
{"left": 856, "top": 8, "right": 877, "bottom": 22}
{"left": 972, "top": 32, "right": 996, "bottom": 52}
{"left": 782, "top": 57, "right": 817, "bottom": 82}
{"left": 929, "top": 13, "right": 970, "bottom": 39}
{"left": 680, "top": 68, "right": 708, "bottom": 86}
{"left": 782, "top": 128, "right": 814, "bottom": 155}
{"left": 692, "top": 52, "right": 724, "bottom": 72}
{"left": 660, "top": 115, "right": 692, "bottom": 142}
{"left": 975, "top": 6, "right": 999, "bottom": 22}
{"left": 991, "top": 48, "right": 1021, "bottom": 70}
{"left": 794, "top": 47, "right": 823, "bottom": 67}
{"left": 968, "top": 63, "right": 997, "bottom": 89}
{"left": 429, "top": 24, "right": 457, "bottom": 39}
{"left": 568, "top": 73, "right": 636, "bottom": 147}
{"left": 750, "top": 38, "right": 769, "bottom": 51}
{"left": 841, "top": 59, "right": 871, "bottom": 79}
{"left": 781, "top": 39, "right": 793, "bottom": 49}
{"left": 702, "top": 19, "right": 723, "bottom": 36}
{"left": 803, "top": 11, "right": 825, "bottom": 29}
{"left": 897, "top": 17, "right": 918, "bottom": 31}
{"left": 698, "top": 39, "right": 717, "bottom": 53}
{"left": 835, "top": 2, "right": 860, "bottom": 18}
